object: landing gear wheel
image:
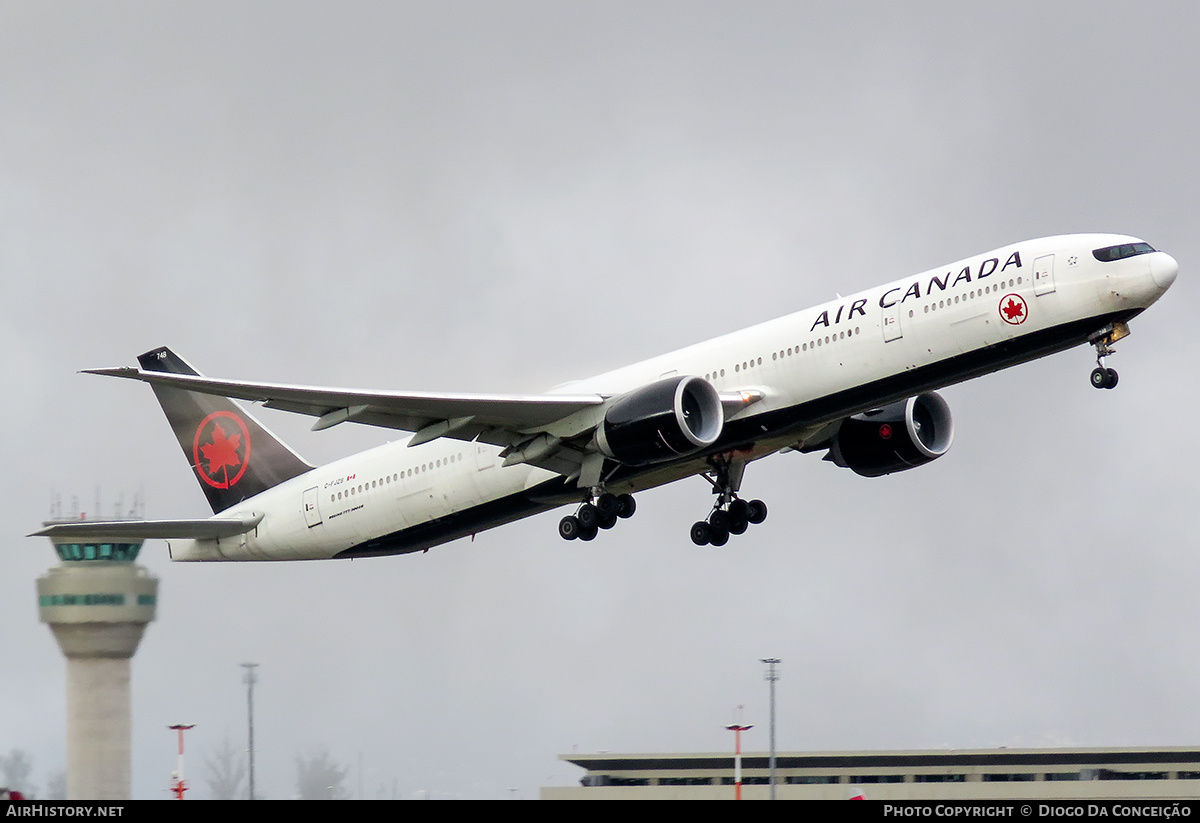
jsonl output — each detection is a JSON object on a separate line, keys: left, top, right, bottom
{"left": 728, "top": 498, "right": 749, "bottom": 521}
{"left": 727, "top": 513, "right": 749, "bottom": 535}
{"left": 616, "top": 494, "right": 637, "bottom": 519}
{"left": 1091, "top": 367, "right": 1119, "bottom": 389}
{"left": 708, "top": 509, "right": 730, "bottom": 533}
{"left": 559, "top": 515, "right": 581, "bottom": 541}
{"left": 595, "top": 493, "right": 619, "bottom": 517}
{"left": 577, "top": 524, "right": 598, "bottom": 541}
{"left": 597, "top": 511, "right": 618, "bottom": 530}
{"left": 746, "top": 499, "right": 768, "bottom": 525}
{"left": 709, "top": 527, "right": 729, "bottom": 547}
{"left": 576, "top": 503, "right": 599, "bottom": 530}
{"left": 690, "top": 521, "right": 712, "bottom": 546}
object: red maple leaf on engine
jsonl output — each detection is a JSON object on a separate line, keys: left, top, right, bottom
{"left": 1002, "top": 297, "right": 1025, "bottom": 320}
{"left": 200, "top": 424, "right": 242, "bottom": 479}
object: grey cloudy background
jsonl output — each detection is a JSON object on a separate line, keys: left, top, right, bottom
{"left": 2, "top": 0, "right": 1197, "bottom": 799}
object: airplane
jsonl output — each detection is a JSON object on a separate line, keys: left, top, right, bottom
{"left": 33, "top": 233, "right": 1177, "bottom": 560}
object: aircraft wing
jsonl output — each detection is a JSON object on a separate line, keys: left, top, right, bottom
{"left": 31, "top": 515, "right": 264, "bottom": 541}
{"left": 85, "top": 365, "right": 609, "bottom": 455}
{"left": 87, "top": 357, "right": 763, "bottom": 482}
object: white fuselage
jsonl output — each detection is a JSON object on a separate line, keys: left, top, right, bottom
{"left": 171, "top": 234, "right": 1176, "bottom": 561}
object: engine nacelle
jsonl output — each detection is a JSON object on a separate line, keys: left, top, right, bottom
{"left": 828, "top": 392, "right": 954, "bottom": 477}
{"left": 596, "top": 376, "right": 723, "bottom": 466}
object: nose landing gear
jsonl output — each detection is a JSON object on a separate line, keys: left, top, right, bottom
{"left": 1088, "top": 322, "right": 1130, "bottom": 390}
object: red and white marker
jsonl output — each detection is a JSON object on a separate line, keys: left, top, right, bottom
{"left": 725, "top": 714, "right": 754, "bottom": 801}
{"left": 168, "top": 724, "right": 195, "bottom": 800}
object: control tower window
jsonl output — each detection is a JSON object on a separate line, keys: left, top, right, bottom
{"left": 1092, "top": 242, "right": 1156, "bottom": 262}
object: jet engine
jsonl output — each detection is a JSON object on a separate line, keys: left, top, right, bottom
{"left": 596, "top": 376, "right": 723, "bottom": 466}
{"left": 827, "top": 392, "right": 954, "bottom": 477}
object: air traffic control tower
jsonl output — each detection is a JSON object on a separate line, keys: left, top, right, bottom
{"left": 36, "top": 521, "right": 158, "bottom": 800}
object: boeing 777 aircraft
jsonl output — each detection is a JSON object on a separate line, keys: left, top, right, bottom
{"left": 34, "top": 234, "right": 1177, "bottom": 560}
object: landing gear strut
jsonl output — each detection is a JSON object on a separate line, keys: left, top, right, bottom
{"left": 690, "top": 456, "right": 767, "bottom": 546}
{"left": 1088, "top": 322, "right": 1129, "bottom": 390}
{"left": 559, "top": 490, "right": 636, "bottom": 541}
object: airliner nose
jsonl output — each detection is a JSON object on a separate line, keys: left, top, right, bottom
{"left": 1151, "top": 252, "right": 1179, "bottom": 290}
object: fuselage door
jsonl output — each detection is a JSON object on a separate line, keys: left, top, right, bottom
{"left": 882, "top": 303, "right": 903, "bottom": 342}
{"left": 302, "top": 486, "right": 323, "bottom": 528}
{"left": 474, "top": 442, "right": 496, "bottom": 471}
{"left": 1033, "top": 254, "right": 1056, "bottom": 296}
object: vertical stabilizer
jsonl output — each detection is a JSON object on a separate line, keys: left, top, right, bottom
{"left": 137, "top": 347, "right": 314, "bottom": 513}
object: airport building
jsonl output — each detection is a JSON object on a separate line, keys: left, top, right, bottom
{"left": 543, "top": 747, "right": 1200, "bottom": 800}
{"left": 36, "top": 519, "right": 158, "bottom": 801}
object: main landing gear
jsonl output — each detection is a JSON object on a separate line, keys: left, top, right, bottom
{"left": 690, "top": 456, "right": 768, "bottom": 546}
{"left": 1088, "top": 322, "right": 1130, "bottom": 390}
{"left": 559, "top": 491, "right": 637, "bottom": 541}
{"left": 690, "top": 497, "right": 768, "bottom": 546}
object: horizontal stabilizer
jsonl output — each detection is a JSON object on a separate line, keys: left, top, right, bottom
{"left": 30, "top": 516, "right": 264, "bottom": 541}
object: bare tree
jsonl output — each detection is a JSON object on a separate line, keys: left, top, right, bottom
{"left": 0, "top": 750, "right": 37, "bottom": 799}
{"left": 295, "top": 749, "right": 348, "bottom": 800}
{"left": 204, "top": 737, "right": 247, "bottom": 800}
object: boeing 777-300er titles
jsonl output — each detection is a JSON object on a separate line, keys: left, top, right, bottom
{"left": 33, "top": 234, "right": 1177, "bottom": 560}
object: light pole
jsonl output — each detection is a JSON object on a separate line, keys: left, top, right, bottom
{"left": 725, "top": 707, "right": 753, "bottom": 801}
{"left": 167, "top": 724, "right": 195, "bottom": 799}
{"left": 761, "top": 657, "right": 780, "bottom": 800}
{"left": 241, "top": 663, "right": 258, "bottom": 800}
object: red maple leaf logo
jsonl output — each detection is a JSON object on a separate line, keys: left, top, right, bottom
{"left": 1002, "top": 297, "right": 1025, "bottom": 320}
{"left": 200, "top": 424, "right": 242, "bottom": 481}
{"left": 192, "top": 411, "right": 252, "bottom": 489}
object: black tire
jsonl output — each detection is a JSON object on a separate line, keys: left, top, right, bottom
{"left": 558, "top": 516, "right": 581, "bottom": 540}
{"left": 709, "top": 527, "right": 729, "bottom": 547}
{"left": 616, "top": 494, "right": 637, "bottom": 519}
{"left": 690, "top": 522, "right": 711, "bottom": 546}
{"left": 728, "top": 498, "right": 749, "bottom": 521}
{"left": 728, "top": 514, "right": 748, "bottom": 535}
{"left": 577, "top": 503, "right": 599, "bottom": 530}
{"left": 598, "top": 512, "right": 618, "bottom": 530}
{"left": 708, "top": 509, "right": 730, "bottom": 532}
{"left": 596, "top": 493, "right": 619, "bottom": 517}
{"left": 578, "top": 524, "right": 598, "bottom": 541}
{"left": 1091, "top": 367, "right": 1108, "bottom": 389}
{"left": 746, "top": 499, "right": 768, "bottom": 525}
{"left": 1105, "top": 368, "right": 1119, "bottom": 389}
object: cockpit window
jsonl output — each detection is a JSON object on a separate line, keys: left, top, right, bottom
{"left": 1092, "top": 242, "right": 1156, "bottom": 262}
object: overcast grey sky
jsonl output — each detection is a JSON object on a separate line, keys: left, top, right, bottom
{"left": 2, "top": 1, "right": 1198, "bottom": 799}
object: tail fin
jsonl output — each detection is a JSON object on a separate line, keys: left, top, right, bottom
{"left": 138, "top": 347, "right": 314, "bottom": 513}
